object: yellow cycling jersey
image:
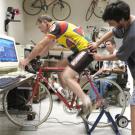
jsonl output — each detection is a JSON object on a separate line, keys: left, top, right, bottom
{"left": 47, "top": 21, "right": 90, "bottom": 53}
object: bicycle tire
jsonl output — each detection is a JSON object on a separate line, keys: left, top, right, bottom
{"left": 85, "top": 2, "right": 94, "bottom": 21}
{"left": 93, "top": 0, "right": 108, "bottom": 18}
{"left": 81, "top": 78, "right": 126, "bottom": 128}
{"left": 23, "top": 0, "right": 42, "bottom": 16}
{"left": 52, "top": 0, "right": 71, "bottom": 21}
{"left": 3, "top": 82, "right": 53, "bottom": 127}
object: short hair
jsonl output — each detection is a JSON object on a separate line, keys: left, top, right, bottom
{"left": 105, "top": 38, "right": 116, "bottom": 47}
{"left": 102, "top": 1, "right": 130, "bottom": 22}
{"left": 37, "top": 15, "right": 53, "bottom": 23}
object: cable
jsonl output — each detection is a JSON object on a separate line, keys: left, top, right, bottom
{"left": 40, "top": 117, "right": 131, "bottom": 132}
{"left": 46, "top": 117, "right": 84, "bottom": 126}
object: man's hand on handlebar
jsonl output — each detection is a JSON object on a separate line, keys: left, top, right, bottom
{"left": 19, "top": 59, "right": 29, "bottom": 69}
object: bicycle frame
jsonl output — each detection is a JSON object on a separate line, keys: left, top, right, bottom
{"left": 32, "top": 66, "right": 81, "bottom": 110}
{"left": 44, "top": 0, "right": 63, "bottom": 8}
{"left": 32, "top": 0, "right": 63, "bottom": 10}
{"left": 31, "top": 66, "right": 102, "bottom": 111}
{"left": 83, "top": 70, "right": 101, "bottom": 100}
{"left": 3, "top": 63, "right": 127, "bottom": 128}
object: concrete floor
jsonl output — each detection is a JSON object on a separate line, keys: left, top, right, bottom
{"left": 0, "top": 98, "right": 131, "bottom": 135}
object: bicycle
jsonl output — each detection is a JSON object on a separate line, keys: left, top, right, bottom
{"left": 85, "top": 0, "right": 110, "bottom": 21}
{"left": 22, "top": 0, "right": 71, "bottom": 21}
{"left": 2, "top": 64, "right": 127, "bottom": 129}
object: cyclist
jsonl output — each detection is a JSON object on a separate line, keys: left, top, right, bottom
{"left": 19, "top": 15, "right": 94, "bottom": 117}
{"left": 90, "top": 1, "right": 135, "bottom": 135}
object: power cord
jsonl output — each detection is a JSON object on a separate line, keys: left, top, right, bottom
{"left": 46, "top": 117, "right": 84, "bottom": 126}
{"left": 40, "top": 117, "right": 131, "bottom": 133}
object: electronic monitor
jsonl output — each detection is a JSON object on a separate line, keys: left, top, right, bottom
{"left": 0, "top": 35, "right": 19, "bottom": 73}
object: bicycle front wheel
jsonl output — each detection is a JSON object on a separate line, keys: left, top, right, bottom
{"left": 52, "top": 1, "right": 71, "bottom": 21}
{"left": 23, "top": 0, "right": 42, "bottom": 15}
{"left": 3, "top": 82, "right": 53, "bottom": 127}
{"left": 82, "top": 78, "right": 126, "bottom": 128}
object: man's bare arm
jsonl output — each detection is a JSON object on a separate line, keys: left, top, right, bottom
{"left": 96, "top": 31, "right": 113, "bottom": 47}
{"left": 90, "top": 31, "right": 113, "bottom": 49}
{"left": 92, "top": 53, "right": 119, "bottom": 61}
{"left": 26, "top": 36, "right": 54, "bottom": 63}
{"left": 19, "top": 37, "right": 54, "bottom": 68}
{"left": 39, "top": 40, "right": 55, "bottom": 57}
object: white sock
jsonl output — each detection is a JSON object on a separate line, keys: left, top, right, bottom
{"left": 83, "top": 95, "right": 91, "bottom": 106}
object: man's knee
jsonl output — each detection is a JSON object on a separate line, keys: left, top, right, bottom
{"left": 63, "top": 69, "right": 70, "bottom": 82}
{"left": 63, "top": 66, "right": 77, "bottom": 82}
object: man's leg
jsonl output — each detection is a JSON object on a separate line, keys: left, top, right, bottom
{"left": 63, "top": 66, "right": 92, "bottom": 116}
{"left": 55, "top": 58, "right": 68, "bottom": 89}
{"left": 100, "top": 75, "right": 117, "bottom": 96}
{"left": 62, "top": 50, "right": 93, "bottom": 116}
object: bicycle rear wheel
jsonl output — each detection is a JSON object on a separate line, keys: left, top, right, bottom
{"left": 93, "top": 0, "right": 108, "bottom": 18}
{"left": 23, "top": 0, "right": 42, "bottom": 15}
{"left": 3, "top": 82, "right": 53, "bottom": 128}
{"left": 81, "top": 78, "right": 126, "bottom": 127}
{"left": 52, "top": 1, "right": 71, "bottom": 21}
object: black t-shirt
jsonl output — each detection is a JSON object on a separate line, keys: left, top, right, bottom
{"left": 113, "top": 21, "right": 135, "bottom": 79}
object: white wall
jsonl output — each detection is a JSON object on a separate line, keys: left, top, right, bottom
{"left": 23, "top": 0, "right": 135, "bottom": 44}
{"left": 1, "top": 0, "right": 135, "bottom": 45}
{"left": 0, "top": 1, "right": 7, "bottom": 34}
{"left": 0, "top": 0, "right": 25, "bottom": 44}
{"left": 23, "top": 0, "right": 108, "bottom": 44}
{"left": 5, "top": 0, "right": 25, "bottom": 44}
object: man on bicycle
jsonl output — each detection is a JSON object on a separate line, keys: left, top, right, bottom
{"left": 19, "top": 15, "right": 94, "bottom": 117}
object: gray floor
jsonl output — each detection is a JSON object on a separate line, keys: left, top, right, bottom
{"left": 0, "top": 98, "right": 131, "bottom": 135}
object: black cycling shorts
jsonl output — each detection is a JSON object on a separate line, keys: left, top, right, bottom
{"left": 68, "top": 50, "right": 94, "bottom": 74}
